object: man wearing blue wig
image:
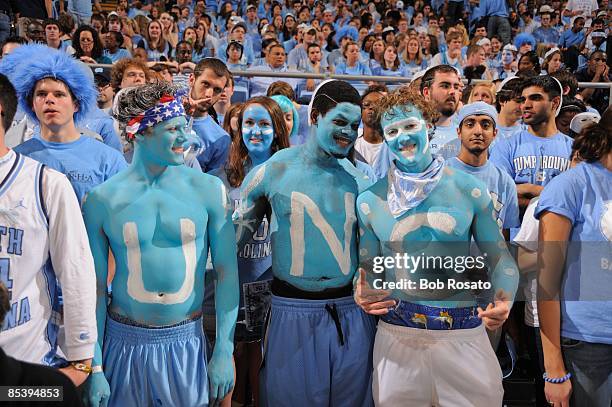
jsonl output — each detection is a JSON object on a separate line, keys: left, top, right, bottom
{"left": 3, "top": 44, "right": 127, "bottom": 205}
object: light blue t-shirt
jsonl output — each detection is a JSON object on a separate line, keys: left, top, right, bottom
{"left": 103, "top": 48, "right": 132, "bottom": 63}
{"left": 82, "top": 107, "right": 122, "bottom": 152}
{"left": 334, "top": 61, "right": 372, "bottom": 76}
{"left": 535, "top": 161, "right": 612, "bottom": 344}
{"left": 192, "top": 115, "right": 231, "bottom": 173}
{"left": 431, "top": 120, "right": 460, "bottom": 160}
{"left": 491, "top": 123, "right": 526, "bottom": 150}
{"left": 482, "top": 0, "right": 508, "bottom": 17}
{"left": 67, "top": 0, "right": 92, "bottom": 17}
{"left": 489, "top": 130, "right": 573, "bottom": 186}
{"left": 560, "top": 29, "right": 585, "bottom": 49}
{"left": 447, "top": 158, "right": 520, "bottom": 229}
{"left": 14, "top": 135, "right": 127, "bottom": 204}
{"left": 496, "top": 123, "right": 525, "bottom": 140}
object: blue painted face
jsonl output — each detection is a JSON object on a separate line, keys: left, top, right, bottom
{"left": 381, "top": 105, "right": 432, "bottom": 172}
{"left": 136, "top": 116, "right": 188, "bottom": 166}
{"left": 242, "top": 104, "right": 274, "bottom": 157}
{"left": 314, "top": 102, "right": 361, "bottom": 158}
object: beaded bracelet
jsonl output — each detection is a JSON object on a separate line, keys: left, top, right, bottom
{"left": 543, "top": 372, "right": 572, "bottom": 384}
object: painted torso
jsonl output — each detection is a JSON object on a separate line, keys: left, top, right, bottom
{"left": 90, "top": 165, "right": 224, "bottom": 325}
{"left": 236, "top": 147, "right": 361, "bottom": 291}
{"left": 358, "top": 166, "right": 499, "bottom": 307}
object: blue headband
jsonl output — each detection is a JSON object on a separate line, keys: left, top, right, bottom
{"left": 457, "top": 101, "right": 498, "bottom": 126}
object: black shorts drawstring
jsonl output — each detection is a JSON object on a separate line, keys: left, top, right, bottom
{"left": 325, "top": 303, "right": 345, "bottom": 346}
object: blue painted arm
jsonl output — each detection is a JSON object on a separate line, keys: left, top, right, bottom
{"left": 206, "top": 177, "right": 239, "bottom": 404}
{"left": 355, "top": 194, "right": 382, "bottom": 287}
{"left": 81, "top": 191, "right": 112, "bottom": 406}
{"left": 471, "top": 189, "right": 519, "bottom": 304}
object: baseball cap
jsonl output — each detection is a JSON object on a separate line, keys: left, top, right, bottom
{"left": 246, "top": 4, "right": 256, "bottom": 11}
{"left": 108, "top": 11, "right": 119, "bottom": 18}
{"left": 92, "top": 67, "right": 110, "bottom": 87}
{"left": 304, "top": 26, "right": 317, "bottom": 35}
{"left": 260, "top": 24, "right": 273, "bottom": 35}
{"left": 591, "top": 30, "right": 607, "bottom": 38}
{"left": 503, "top": 44, "right": 518, "bottom": 53}
{"left": 382, "top": 26, "right": 396, "bottom": 34}
{"left": 476, "top": 37, "right": 491, "bottom": 46}
{"left": 457, "top": 102, "right": 498, "bottom": 127}
{"left": 570, "top": 112, "right": 601, "bottom": 134}
{"left": 539, "top": 5, "right": 554, "bottom": 14}
{"left": 229, "top": 16, "right": 244, "bottom": 25}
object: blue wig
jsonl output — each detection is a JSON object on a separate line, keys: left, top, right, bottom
{"left": 7, "top": 44, "right": 97, "bottom": 125}
{"left": 334, "top": 26, "right": 359, "bottom": 44}
{"left": 270, "top": 94, "right": 299, "bottom": 142}
{"left": 514, "top": 33, "right": 536, "bottom": 51}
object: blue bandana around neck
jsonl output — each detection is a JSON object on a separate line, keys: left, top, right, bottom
{"left": 387, "top": 155, "right": 445, "bottom": 218}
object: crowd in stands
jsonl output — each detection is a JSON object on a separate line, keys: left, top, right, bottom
{"left": 0, "top": 0, "right": 610, "bottom": 103}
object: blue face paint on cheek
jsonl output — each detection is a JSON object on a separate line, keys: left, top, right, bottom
{"left": 138, "top": 116, "right": 188, "bottom": 166}
{"left": 381, "top": 105, "right": 432, "bottom": 172}
{"left": 315, "top": 102, "right": 362, "bottom": 157}
{"left": 242, "top": 104, "right": 274, "bottom": 157}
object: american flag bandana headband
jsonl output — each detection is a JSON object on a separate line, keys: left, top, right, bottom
{"left": 125, "top": 95, "right": 186, "bottom": 140}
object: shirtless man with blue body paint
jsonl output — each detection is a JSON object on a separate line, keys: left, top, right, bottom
{"left": 82, "top": 82, "right": 238, "bottom": 407}
{"left": 234, "top": 80, "right": 375, "bottom": 406}
{"left": 354, "top": 89, "right": 519, "bottom": 407}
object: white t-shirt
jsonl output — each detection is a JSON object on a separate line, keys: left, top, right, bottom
{"left": 513, "top": 197, "right": 540, "bottom": 327}
{"left": 354, "top": 136, "right": 384, "bottom": 166}
{"left": 0, "top": 151, "right": 97, "bottom": 365}
{"left": 565, "top": 0, "right": 599, "bottom": 20}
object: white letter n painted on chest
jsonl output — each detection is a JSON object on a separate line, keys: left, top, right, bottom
{"left": 289, "top": 192, "right": 355, "bottom": 277}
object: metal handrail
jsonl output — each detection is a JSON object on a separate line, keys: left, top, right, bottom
{"left": 88, "top": 63, "right": 612, "bottom": 105}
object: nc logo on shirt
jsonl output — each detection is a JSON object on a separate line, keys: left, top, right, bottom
{"left": 601, "top": 201, "right": 612, "bottom": 242}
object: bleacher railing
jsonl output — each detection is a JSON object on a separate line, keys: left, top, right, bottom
{"left": 88, "top": 64, "right": 612, "bottom": 106}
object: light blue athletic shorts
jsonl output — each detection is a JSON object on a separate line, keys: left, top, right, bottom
{"left": 103, "top": 314, "right": 209, "bottom": 406}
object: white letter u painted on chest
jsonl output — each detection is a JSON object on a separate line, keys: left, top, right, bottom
{"left": 289, "top": 192, "right": 355, "bottom": 277}
{"left": 123, "top": 219, "right": 196, "bottom": 304}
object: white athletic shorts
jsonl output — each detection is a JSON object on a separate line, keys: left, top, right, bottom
{"left": 373, "top": 321, "right": 503, "bottom": 407}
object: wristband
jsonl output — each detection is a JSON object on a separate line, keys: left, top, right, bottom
{"left": 70, "top": 362, "right": 93, "bottom": 374}
{"left": 543, "top": 372, "right": 572, "bottom": 383}
{"left": 91, "top": 365, "right": 103, "bottom": 374}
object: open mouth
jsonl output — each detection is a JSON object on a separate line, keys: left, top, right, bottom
{"left": 522, "top": 111, "right": 533, "bottom": 119}
{"left": 171, "top": 146, "right": 184, "bottom": 154}
{"left": 399, "top": 142, "right": 417, "bottom": 154}
{"left": 249, "top": 137, "right": 263, "bottom": 144}
{"left": 333, "top": 134, "right": 353, "bottom": 148}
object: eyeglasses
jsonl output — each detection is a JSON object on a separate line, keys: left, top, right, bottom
{"left": 81, "top": 38, "right": 94, "bottom": 43}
